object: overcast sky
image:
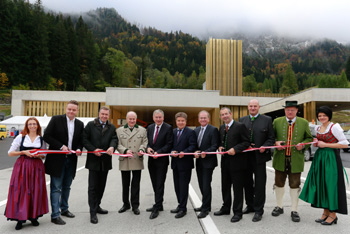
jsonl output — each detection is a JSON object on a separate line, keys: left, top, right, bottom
{"left": 31, "top": 0, "right": 350, "bottom": 43}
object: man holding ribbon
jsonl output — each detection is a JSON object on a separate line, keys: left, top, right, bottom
{"left": 214, "top": 107, "right": 250, "bottom": 223}
{"left": 170, "top": 112, "right": 197, "bottom": 219}
{"left": 239, "top": 99, "right": 275, "bottom": 222}
{"left": 272, "top": 100, "right": 313, "bottom": 222}
{"left": 193, "top": 110, "right": 219, "bottom": 219}
{"left": 44, "top": 100, "right": 84, "bottom": 225}
{"left": 83, "top": 106, "right": 117, "bottom": 224}
{"left": 116, "top": 111, "right": 148, "bottom": 216}
{"left": 146, "top": 109, "right": 173, "bottom": 219}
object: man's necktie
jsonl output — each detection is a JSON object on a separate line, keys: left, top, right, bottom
{"left": 177, "top": 129, "right": 182, "bottom": 140}
{"left": 288, "top": 120, "right": 293, "bottom": 125}
{"left": 197, "top": 127, "right": 204, "bottom": 146}
{"left": 251, "top": 116, "right": 256, "bottom": 121}
{"left": 153, "top": 126, "right": 159, "bottom": 144}
{"left": 225, "top": 125, "right": 229, "bottom": 132}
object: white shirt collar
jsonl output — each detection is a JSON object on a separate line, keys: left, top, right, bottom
{"left": 286, "top": 117, "right": 296, "bottom": 124}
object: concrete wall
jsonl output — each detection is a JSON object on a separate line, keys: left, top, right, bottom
{"left": 11, "top": 90, "right": 105, "bottom": 116}
{"left": 105, "top": 88, "right": 220, "bottom": 108}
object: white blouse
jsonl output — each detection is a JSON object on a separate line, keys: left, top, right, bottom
{"left": 8, "top": 134, "right": 47, "bottom": 153}
{"left": 315, "top": 123, "right": 349, "bottom": 145}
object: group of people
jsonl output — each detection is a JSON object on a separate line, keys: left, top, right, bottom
{"left": 4, "top": 99, "right": 349, "bottom": 230}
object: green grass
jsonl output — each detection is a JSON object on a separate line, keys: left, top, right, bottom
{"left": 333, "top": 111, "right": 350, "bottom": 131}
{"left": 0, "top": 105, "right": 11, "bottom": 116}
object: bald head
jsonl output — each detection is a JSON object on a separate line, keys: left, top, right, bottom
{"left": 248, "top": 99, "right": 260, "bottom": 116}
{"left": 126, "top": 111, "right": 137, "bottom": 127}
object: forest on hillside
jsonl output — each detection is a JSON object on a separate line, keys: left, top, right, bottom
{"left": 1, "top": 0, "right": 350, "bottom": 94}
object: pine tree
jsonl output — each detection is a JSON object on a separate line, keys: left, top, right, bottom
{"left": 345, "top": 56, "right": 350, "bottom": 82}
{"left": 280, "top": 65, "right": 298, "bottom": 94}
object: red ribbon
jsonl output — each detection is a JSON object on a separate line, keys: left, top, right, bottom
{"left": 30, "top": 140, "right": 317, "bottom": 158}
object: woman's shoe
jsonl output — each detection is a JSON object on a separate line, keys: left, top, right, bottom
{"left": 315, "top": 213, "right": 328, "bottom": 223}
{"left": 30, "top": 219, "right": 40, "bottom": 226}
{"left": 321, "top": 216, "right": 338, "bottom": 225}
{"left": 15, "top": 221, "right": 23, "bottom": 230}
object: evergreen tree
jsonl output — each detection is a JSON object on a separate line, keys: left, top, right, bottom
{"left": 28, "top": 0, "right": 51, "bottom": 89}
{"left": 280, "top": 64, "right": 298, "bottom": 94}
{"left": 345, "top": 56, "right": 350, "bottom": 82}
{"left": 243, "top": 74, "right": 258, "bottom": 92}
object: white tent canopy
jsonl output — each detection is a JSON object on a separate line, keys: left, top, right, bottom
{"left": 0, "top": 115, "right": 94, "bottom": 135}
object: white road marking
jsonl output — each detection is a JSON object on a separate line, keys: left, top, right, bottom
{"left": 189, "top": 184, "right": 221, "bottom": 234}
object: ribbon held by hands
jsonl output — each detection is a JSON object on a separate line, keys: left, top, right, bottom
{"left": 29, "top": 140, "right": 317, "bottom": 158}
{"left": 30, "top": 149, "right": 134, "bottom": 157}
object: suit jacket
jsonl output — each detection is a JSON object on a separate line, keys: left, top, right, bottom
{"left": 44, "top": 114, "right": 84, "bottom": 178}
{"left": 219, "top": 121, "right": 250, "bottom": 171}
{"left": 171, "top": 127, "right": 197, "bottom": 171}
{"left": 147, "top": 122, "right": 173, "bottom": 166}
{"left": 194, "top": 124, "right": 219, "bottom": 169}
{"left": 272, "top": 116, "right": 313, "bottom": 173}
{"left": 83, "top": 118, "right": 117, "bottom": 171}
{"left": 239, "top": 114, "right": 275, "bottom": 164}
{"left": 117, "top": 125, "right": 148, "bottom": 171}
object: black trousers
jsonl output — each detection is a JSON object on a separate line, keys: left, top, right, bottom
{"left": 172, "top": 168, "right": 192, "bottom": 211}
{"left": 148, "top": 162, "right": 168, "bottom": 209}
{"left": 221, "top": 158, "right": 244, "bottom": 216}
{"left": 88, "top": 170, "right": 109, "bottom": 215}
{"left": 243, "top": 154, "right": 267, "bottom": 215}
{"left": 196, "top": 165, "right": 214, "bottom": 212}
{"left": 121, "top": 170, "right": 141, "bottom": 209}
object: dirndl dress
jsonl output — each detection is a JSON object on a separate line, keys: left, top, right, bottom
{"left": 4, "top": 136, "right": 49, "bottom": 221}
{"left": 299, "top": 124, "right": 347, "bottom": 214}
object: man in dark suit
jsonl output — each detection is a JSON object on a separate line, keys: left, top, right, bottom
{"left": 83, "top": 106, "right": 117, "bottom": 224}
{"left": 44, "top": 100, "right": 84, "bottom": 225}
{"left": 239, "top": 99, "right": 275, "bottom": 222}
{"left": 214, "top": 107, "right": 250, "bottom": 223}
{"left": 194, "top": 110, "right": 219, "bottom": 219}
{"left": 170, "top": 112, "right": 197, "bottom": 219}
{"left": 146, "top": 109, "right": 174, "bottom": 219}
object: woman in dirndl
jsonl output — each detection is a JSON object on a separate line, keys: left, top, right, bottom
{"left": 5, "top": 117, "right": 49, "bottom": 230}
{"left": 299, "top": 106, "right": 349, "bottom": 225}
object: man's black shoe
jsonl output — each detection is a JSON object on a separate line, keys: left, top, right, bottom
{"left": 170, "top": 207, "right": 180, "bottom": 213}
{"left": 133, "top": 208, "right": 140, "bottom": 215}
{"left": 175, "top": 210, "right": 187, "bottom": 218}
{"left": 150, "top": 209, "right": 159, "bottom": 219}
{"left": 243, "top": 206, "right": 254, "bottom": 214}
{"left": 90, "top": 214, "right": 98, "bottom": 224}
{"left": 291, "top": 211, "right": 300, "bottom": 222}
{"left": 271, "top": 207, "right": 284, "bottom": 217}
{"left": 97, "top": 207, "right": 108, "bottom": 214}
{"left": 197, "top": 211, "right": 209, "bottom": 219}
{"left": 230, "top": 215, "right": 242, "bottom": 223}
{"left": 252, "top": 213, "right": 263, "bottom": 222}
{"left": 118, "top": 205, "right": 131, "bottom": 213}
{"left": 51, "top": 217, "right": 66, "bottom": 225}
{"left": 194, "top": 207, "right": 202, "bottom": 212}
{"left": 214, "top": 210, "right": 230, "bottom": 216}
{"left": 61, "top": 210, "right": 75, "bottom": 218}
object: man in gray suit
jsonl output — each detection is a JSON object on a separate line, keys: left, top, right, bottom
{"left": 194, "top": 110, "right": 219, "bottom": 219}
{"left": 239, "top": 99, "right": 275, "bottom": 222}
